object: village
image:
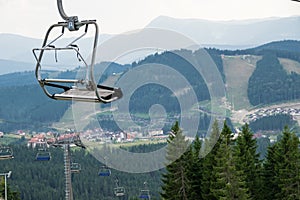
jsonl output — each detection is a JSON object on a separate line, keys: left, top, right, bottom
{"left": 25, "top": 128, "right": 168, "bottom": 149}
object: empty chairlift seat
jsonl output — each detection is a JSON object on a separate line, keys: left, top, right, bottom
{"left": 114, "top": 187, "right": 125, "bottom": 197}
{"left": 70, "top": 162, "right": 81, "bottom": 173}
{"left": 32, "top": 15, "right": 123, "bottom": 103}
{"left": 0, "top": 146, "right": 13, "bottom": 160}
{"left": 139, "top": 190, "right": 151, "bottom": 199}
{"left": 139, "top": 182, "right": 150, "bottom": 199}
{"left": 36, "top": 152, "right": 51, "bottom": 161}
{"left": 98, "top": 166, "right": 111, "bottom": 176}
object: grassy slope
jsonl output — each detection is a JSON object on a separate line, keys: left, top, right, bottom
{"left": 279, "top": 58, "right": 300, "bottom": 74}
{"left": 223, "top": 55, "right": 300, "bottom": 126}
{"left": 222, "top": 55, "right": 261, "bottom": 110}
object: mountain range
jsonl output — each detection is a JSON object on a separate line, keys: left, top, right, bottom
{"left": 0, "top": 40, "right": 300, "bottom": 133}
{"left": 1, "top": 16, "right": 300, "bottom": 75}
{"left": 146, "top": 15, "right": 300, "bottom": 48}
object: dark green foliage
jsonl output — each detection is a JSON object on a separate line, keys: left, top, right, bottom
{"left": 249, "top": 114, "right": 297, "bottom": 132}
{"left": 275, "top": 127, "right": 300, "bottom": 199}
{"left": 211, "top": 122, "right": 250, "bottom": 200}
{"left": 256, "top": 137, "right": 271, "bottom": 160}
{"left": 201, "top": 120, "right": 221, "bottom": 200}
{"left": 0, "top": 177, "right": 20, "bottom": 200}
{"left": 205, "top": 48, "right": 226, "bottom": 82}
{"left": 129, "top": 83, "right": 180, "bottom": 115}
{"left": 248, "top": 53, "right": 300, "bottom": 105}
{"left": 135, "top": 50, "right": 211, "bottom": 102}
{"left": 161, "top": 121, "right": 191, "bottom": 200}
{"left": 0, "top": 71, "right": 36, "bottom": 87}
{"left": 0, "top": 84, "right": 70, "bottom": 132}
{"left": 233, "top": 124, "right": 262, "bottom": 199}
{"left": 206, "top": 40, "right": 300, "bottom": 60}
{"left": 0, "top": 144, "right": 163, "bottom": 200}
{"left": 188, "top": 136, "right": 203, "bottom": 200}
{"left": 261, "top": 144, "right": 280, "bottom": 200}
{"left": 262, "top": 127, "right": 300, "bottom": 200}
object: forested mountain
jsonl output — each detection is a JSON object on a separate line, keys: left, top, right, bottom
{"left": 0, "top": 143, "right": 163, "bottom": 200}
{"left": 1, "top": 121, "right": 298, "bottom": 200}
{"left": 0, "top": 40, "right": 300, "bottom": 133}
{"left": 0, "top": 60, "right": 33, "bottom": 75}
{"left": 248, "top": 52, "right": 300, "bottom": 105}
{"left": 160, "top": 121, "right": 300, "bottom": 199}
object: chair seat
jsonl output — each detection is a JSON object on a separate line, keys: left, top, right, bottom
{"left": 53, "top": 85, "right": 122, "bottom": 103}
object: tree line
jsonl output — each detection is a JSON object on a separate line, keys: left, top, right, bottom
{"left": 1, "top": 120, "right": 299, "bottom": 199}
{"left": 161, "top": 121, "right": 300, "bottom": 199}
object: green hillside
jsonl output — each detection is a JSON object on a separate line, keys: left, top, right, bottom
{"left": 1, "top": 40, "right": 300, "bottom": 133}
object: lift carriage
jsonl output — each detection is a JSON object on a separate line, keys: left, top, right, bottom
{"left": 139, "top": 182, "right": 151, "bottom": 199}
{"left": 33, "top": 0, "right": 122, "bottom": 103}
{"left": 98, "top": 165, "right": 111, "bottom": 177}
{"left": 35, "top": 142, "right": 51, "bottom": 161}
{"left": 114, "top": 178, "right": 126, "bottom": 197}
{"left": 70, "top": 162, "right": 81, "bottom": 173}
{"left": 36, "top": 150, "right": 51, "bottom": 161}
{"left": 0, "top": 146, "right": 13, "bottom": 160}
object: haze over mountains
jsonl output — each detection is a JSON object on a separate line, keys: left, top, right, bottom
{"left": 146, "top": 15, "right": 300, "bottom": 48}
{"left": 1, "top": 15, "right": 300, "bottom": 74}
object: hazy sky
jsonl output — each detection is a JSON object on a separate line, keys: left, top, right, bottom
{"left": 0, "top": 0, "right": 300, "bottom": 38}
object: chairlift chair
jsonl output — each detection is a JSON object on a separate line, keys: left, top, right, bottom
{"left": 36, "top": 151, "right": 51, "bottom": 161}
{"left": 139, "top": 190, "right": 151, "bottom": 199}
{"left": 139, "top": 182, "right": 150, "bottom": 199}
{"left": 98, "top": 165, "right": 111, "bottom": 176}
{"left": 114, "top": 178, "right": 125, "bottom": 197}
{"left": 35, "top": 144, "right": 51, "bottom": 161}
{"left": 114, "top": 187, "right": 126, "bottom": 197}
{"left": 32, "top": 0, "right": 122, "bottom": 103}
{"left": 70, "top": 162, "right": 81, "bottom": 173}
{"left": 0, "top": 146, "right": 13, "bottom": 160}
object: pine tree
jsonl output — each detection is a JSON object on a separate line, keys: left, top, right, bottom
{"left": 211, "top": 122, "right": 250, "bottom": 200}
{"left": 262, "top": 126, "right": 300, "bottom": 200}
{"left": 188, "top": 136, "right": 203, "bottom": 200}
{"left": 275, "top": 126, "right": 300, "bottom": 200}
{"left": 261, "top": 143, "right": 280, "bottom": 200}
{"left": 201, "top": 120, "right": 221, "bottom": 200}
{"left": 160, "top": 121, "right": 191, "bottom": 200}
{"left": 233, "top": 124, "right": 262, "bottom": 199}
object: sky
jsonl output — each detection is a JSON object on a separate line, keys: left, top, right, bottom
{"left": 0, "top": 0, "right": 300, "bottom": 38}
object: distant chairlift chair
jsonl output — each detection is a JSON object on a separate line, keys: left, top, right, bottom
{"left": 0, "top": 146, "right": 13, "bottom": 160}
{"left": 35, "top": 146, "right": 51, "bottom": 161}
{"left": 139, "top": 182, "right": 151, "bottom": 199}
{"left": 32, "top": 0, "right": 122, "bottom": 103}
{"left": 70, "top": 162, "right": 81, "bottom": 173}
{"left": 98, "top": 165, "right": 111, "bottom": 177}
{"left": 114, "top": 178, "right": 125, "bottom": 197}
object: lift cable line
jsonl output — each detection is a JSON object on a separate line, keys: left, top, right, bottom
{"left": 33, "top": 0, "right": 123, "bottom": 103}
{"left": 47, "top": 132, "right": 86, "bottom": 200}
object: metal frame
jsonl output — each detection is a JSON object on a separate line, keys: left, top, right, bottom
{"left": 98, "top": 165, "right": 111, "bottom": 177}
{"left": 139, "top": 182, "right": 151, "bottom": 199}
{"left": 32, "top": 0, "right": 122, "bottom": 103}
{"left": 114, "top": 178, "right": 125, "bottom": 197}
{"left": 36, "top": 151, "right": 51, "bottom": 161}
{"left": 70, "top": 162, "right": 81, "bottom": 173}
{"left": 0, "top": 171, "right": 12, "bottom": 200}
{"left": 0, "top": 146, "right": 13, "bottom": 160}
